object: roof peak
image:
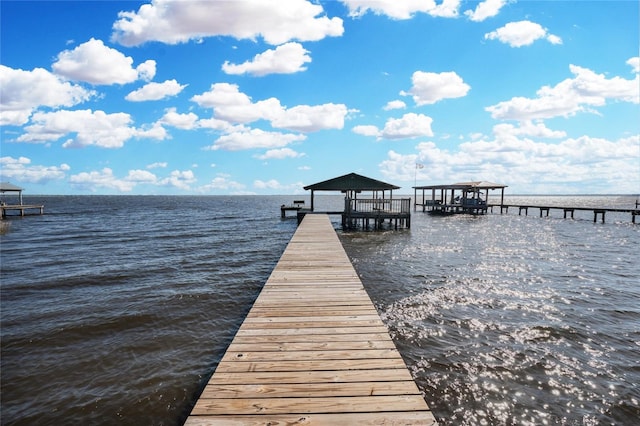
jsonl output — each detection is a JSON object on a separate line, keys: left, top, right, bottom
{"left": 304, "top": 172, "right": 401, "bottom": 191}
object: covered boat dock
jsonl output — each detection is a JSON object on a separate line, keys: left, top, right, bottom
{"left": 414, "top": 181, "right": 507, "bottom": 215}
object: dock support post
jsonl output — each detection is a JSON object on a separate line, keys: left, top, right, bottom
{"left": 540, "top": 207, "right": 549, "bottom": 217}
{"left": 594, "top": 210, "right": 605, "bottom": 223}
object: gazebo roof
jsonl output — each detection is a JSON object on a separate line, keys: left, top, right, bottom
{"left": 453, "top": 181, "right": 508, "bottom": 189}
{"left": 414, "top": 181, "right": 507, "bottom": 190}
{"left": 304, "top": 173, "right": 400, "bottom": 192}
{"left": 0, "top": 182, "right": 23, "bottom": 193}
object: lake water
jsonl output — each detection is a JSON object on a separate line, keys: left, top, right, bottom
{"left": 1, "top": 195, "right": 638, "bottom": 425}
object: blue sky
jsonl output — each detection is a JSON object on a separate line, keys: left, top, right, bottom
{"left": 1, "top": 0, "right": 638, "bottom": 195}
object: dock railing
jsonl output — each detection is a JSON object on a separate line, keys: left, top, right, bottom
{"left": 343, "top": 198, "right": 411, "bottom": 229}
{"left": 346, "top": 198, "right": 412, "bottom": 214}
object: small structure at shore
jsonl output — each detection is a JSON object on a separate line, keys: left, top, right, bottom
{"left": 301, "top": 172, "right": 411, "bottom": 229}
{"left": 1, "top": 182, "right": 44, "bottom": 218}
{"left": 280, "top": 199, "right": 306, "bottom": 219}
{"left": 414, "top": 181, "right": 507, "bottom": 215}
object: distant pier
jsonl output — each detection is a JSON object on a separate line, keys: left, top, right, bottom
{"left": 186, "top": 214, "right": 436, "bottom": 424}
{"left": 489, "top": 204, "right": 640, "bottom": 224}
{"left": 1, "top": 204, "right": 44, "bottom": 218}
{"left": 1, "top": 182, "right": 44, "bottom": 218}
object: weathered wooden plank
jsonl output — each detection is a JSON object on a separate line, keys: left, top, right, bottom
{"left": 246, "top": 307, "right": 377, "bottom": 317}
{"left": 239, "top": 319, "right": 384, "bottom": 329}
{"left": 235, "top": 326, "right": 390, "bottom": 336}
{"left": 227, "top": 339, "right": 397, "bottom": 352}
{"left": 190, "top": 395, "right": 430, "bottom": 415}
{"left": 229, "top": 333, "right": 394, "bottom": 344}
{"left": 184, "top": 411, "right": 436, "bottom": 426}
{"left": 220, "top": 349, "right": 403, "bottom": 363}
{"left": 214, "top": 357, "right": 408, "bottom": 373}
{"left": 242, "top": 314, "right": 382, "bottom": 323}
{"left": 207, "top": 369, "right": 416, "bottom": 385}
{"left": 200, "top": 381, "right": 422, "bottom": 399}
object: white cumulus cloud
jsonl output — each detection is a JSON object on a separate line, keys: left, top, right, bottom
{"left": 0, "top": 65, "right": 94, "bottom": 126}
{"left": 353, "top": 125, "right": 382, "bottom": 138}
{"left": 16, "top": 109, "right": 166, "bottom": 148}
{"left": 67, "top": 167, "right": 198, "bottom": 192}
{"left": 401, "top": 71, "right": 470, "bottom": 105}
{"left": 0, "top": 156, "right": 70, "bottom": 184}
{"left": 379, "top": 134, "right": 639, "bottom": 194}
{"left": 191, "top": 83, "right": 348, "bottom": 132}
{"left": 354, "top": 113, "right": 434, "bottom": 140}
{"left": 160, "top": 170, "right": 196, "bottom": 190}
{"left": 207, "top": 128, "right": 306, "bottom": 151}
{"left": 191, "top": 83, "right": 282, "bottom": 123}
{"left": 147, "top": 162, "right": 168, "bottom": 169}
{"left": 222, "top": 42, "right": 311, "bottom": 76}
{"left": 158, "top": 108, "right": 199, "bottom": 129}
{"left": 382, "top": 113, "right": 434, "bottom": 139}
{"left": 69, "top": 168, "right": 137, "bottom": 192}
{"left": 484, "top": 20, "right": 562, "bottom": 47}
{"left": 341, "top": 0, "right": 460, "bottom": 19}
{"left": 256, "top": 148, "right": 305, "bottom": 160}
{"left": 200, "top": 174, "right": 245, "bottom": 191}
{"left": 384, "top": 100, "right": 407, "bottom": 110}
{"left": 627, "top": 56, "right": 640, "bottom": 74}
{"left": 464, "top": 0, "right": 508, "bottom": 22}
{"left": 271, "top": 103, "right": 348, "bottom": 132}
{"left": 52, "top": 38, "right": 156, "bottom": 84}
{"left": 486, "top": 63, "right": 640, "bottom": 120}
{"left": 111, "top": 0, "right": 343, "bottom": 46}
{"left": 125, "top": 79, "right": 186, "bottom": 101}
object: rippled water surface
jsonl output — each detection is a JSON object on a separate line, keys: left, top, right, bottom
{"left": 341, "top": 195, "right": 640, "bottom": 425}
{"left": 1, "top": 195, "right": 639, "bottom": 425}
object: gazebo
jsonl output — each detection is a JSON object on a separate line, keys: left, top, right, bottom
{"left": 303, "top": 172, "right": 400, "bottom": 211}
{"left": 303, "top": 173, "right": 411, "bottom": 229}
{"left": 0, "top": 182, "right": 24, "bottom": 205}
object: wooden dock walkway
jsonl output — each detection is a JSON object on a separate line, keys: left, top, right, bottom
{"left": 186, "top": 214, "right": 436, "bottom": 425}
{"left": 1, "top": 204, "right": 44, "bottom": 218}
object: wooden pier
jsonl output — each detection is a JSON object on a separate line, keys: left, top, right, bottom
{"left": 1, "top": 204, "right": 44, "bottom": 218}
{"left": 1, "top": 183, "right": 43, "bottom": 218}
{"left": 186, "top": 214, "right": 436, "bottom": 425}
{"left": 489, "top": 204, "right": 640, "bottom": 223}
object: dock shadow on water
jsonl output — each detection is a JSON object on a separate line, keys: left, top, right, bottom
{"left": 338, "top": 204, "right": 640, "bottom": 426}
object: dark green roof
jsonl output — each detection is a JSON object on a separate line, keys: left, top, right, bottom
{"left": 0, "top": 182, "right": 23, "bottom": 192}
{"left": 304, "top": 173, "right": 400, "bottom": 191}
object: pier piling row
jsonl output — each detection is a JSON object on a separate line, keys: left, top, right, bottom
{"left": 489, "top": 204, "right": 639, "bottom": 223}
{"left": 185, "top": 214, "right": 436, "bottom": 425}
